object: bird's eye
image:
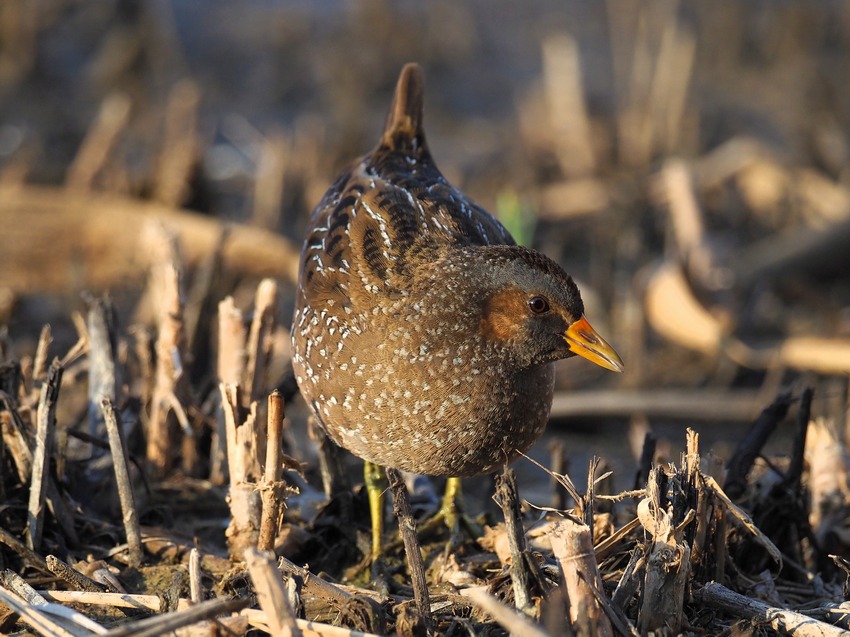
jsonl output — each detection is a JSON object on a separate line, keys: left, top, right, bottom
{"left": 528, "top": 296, "right": 550, "bottom": 314}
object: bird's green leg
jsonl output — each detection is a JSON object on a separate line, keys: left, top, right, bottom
{"left": 415, "top": 476, "right": 481, "bottom": 541}
{"left": 439, "top": 476, "right": 462, "bottom": 533}
{"left": 364, "top": 460, "right": 386, "bottom": 562}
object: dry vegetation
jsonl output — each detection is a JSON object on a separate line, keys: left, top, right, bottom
{"left": 2, "top": 1, "right": 850, "bottom": 635}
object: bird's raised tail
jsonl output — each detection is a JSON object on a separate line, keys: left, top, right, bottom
{"left": 381, "top": 63, "right": 428, "bottom": 153}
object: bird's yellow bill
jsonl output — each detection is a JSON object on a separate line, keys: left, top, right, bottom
{"left": 564, "top": 315, "right": 624, "bottom": 372}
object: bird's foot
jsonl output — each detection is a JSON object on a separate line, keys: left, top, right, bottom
{"left": 416, "top": 476, "right": 483, "bottom": 546}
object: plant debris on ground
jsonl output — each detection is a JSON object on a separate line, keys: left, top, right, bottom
{"left": 1, "top": 2, "right": 850, "bottom": 636}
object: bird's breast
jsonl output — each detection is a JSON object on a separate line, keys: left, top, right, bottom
{"left": 293, "top": 299, "right": 556, "bottom": 476}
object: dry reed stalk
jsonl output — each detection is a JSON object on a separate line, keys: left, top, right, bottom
{"left": 188, "top": 548, "right": 202, "bottom": 604}
{"left": 614, "top": 3, "right": 654, "bottom": 167}
{"left": 692, "top": 136, "right": 766, "bottom": 189}
{"left": 86, "top": 296, "right": 117, "bottom": 458}
{"left": 637, "top": 466, "right": 690, "bottom": 634}
{"left": 26, "top": 359, "right": 62, "bottom": 550}
{"left": 695, "top": 582, "right": 849, "bottom": 637}
{"left": 649, "top": 20, "right": 695, "bottom": 154}
{"left": 493, "top": 468, "right": 534, "bottom": 616}
{"left": 258, "top": 390, "right": 285, "bottom": 553}
{"left": 38, "top": 589, "right": 191, "bottom": 612}
{"left": 644, "top": 261, "right": 850, "bottom": 374}
{"left": 0, "top": 583, "right": 91, "bottom": 637}
{"left": 549, "top": 517, "right": 614, "bottom": 636}
{"left": 217, "top": 297, "right": 247, "bottom": 386}
{"left": 611, "top": 544, "right": 645, "bottom": 610}
{"left": 806, "top": 418, "right": 850, "bottom": 548}
{"left": 146, "top": 229, "right": 192, "bottom": 476}
{"left": 536, "top": 178, "right": 609, "bottom": 220}
{"left": 253, "top": 130, "right": 289, "bottom": 229}
{"left": 241, "top": 607, "right": 383, "bottom": 637}
{"left": 220, "top": 383, "right": 262, "bottom": 559}
{"left": 655, "top": 159, "right": 715, "bottom": 286}
{"left": 386, "top": 467, "right": 431, "bottom": 632}
{"left": 212, "top": 296, "right": 247, "bottom": 485}
{"left": 464, "top": 587, "right": 548, "bottom": 637}
{"left": 686, "top": 430, "right": 713, "bottom": 580}
{"left": 245, "top": 547, "right": 301, "bottom": 637}
{"left": 31, "top": 324, "right": 52, "bottom": 386}
{"left": 0, "top": 185, "right": 301, "bottom": 296}
{"left": 100, "top": 398, "right": 143, "bottom": 567}
{"left": 99, "top": 595, "right": 251, "bottom": 637}
{"left": 277, "top": 556, "right": 353, "bottom": 607}
{"left": 153, "top": 79, "right": 201, "bottom": 208}
{"left": 0, "top": 402, "right": 30, "bottom": 484}
{"left": 0, "top": 526, "right": 50, "bottom": 574}
{"left": 65, "top": 92, "right": 131, "bottom": 192}
{"left": 36, "top": 590, "right": 378, "bottom": 637}
{"left": 308, "top": 415, "right": 348, "bottom": 498}
{"left": 541, "top": 34, "right": 596, "bottom": 178}
{"left": 243, "top": 278, "right": 277, "bottom": 406}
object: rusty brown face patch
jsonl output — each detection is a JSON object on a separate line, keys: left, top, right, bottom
{"left": 480, "top": 286, "right": 529, "bottom": 344}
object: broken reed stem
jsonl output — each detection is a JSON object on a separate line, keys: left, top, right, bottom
{"left": 189, "top": 548, "right": 203, "bottom": 603}
{"left": 308, "top": 416, "right": 349, "bottom": 498}
{"left": 0, "top": 527, "right": 50, "bottom": 574}
{"left": 787, "top": 387, "right": 814, "bottom": 487}
{"left": 31, "top": 324, "right": 52, "bottom": 385}
{"left": 221, "top": 383, "right": 262, "bottom": 559}
{"left": 26, "top": 359, "right": 62, "bottom": 550}
{"left": 147, "top": 228, "right": 191, "bottom": 476}
{"left": 634, "top": 430, "right": 657, "bottom": 490}
{"left": 99, "top": 595, "right": 251, "bottom": 637}
{"left": 465, "top": 587, "right": 548, "bottom": 637}
{"left": 0, "top": 185, "right": 302, "bottom": 297}
{"left": 386, "top": 467, "right": 432, "bottom": 632}
{"left": 100, "top": 398, "right": 143, "bottom": 567}
{"left": 277, "top": 556, "right": 353, "bottom": 606}
{"left": 494, "top": 468, "right": 533, "bottom": 615}
{"left": 1, "top": 397, "right": 32, "bottom": 484}
{"left": 245, "top": 548, "right": 301, "bottom": 637}
{"left": 724, "top": 390, "right": 794, "bottom": 499}
{"left": 65, "top": 92, "right": 131, "bottom": 192}
{"left": 46, "top": 555, "right": 108, "bottom": 593}
{"left": 212, "top": 296, "right": 246, "bottom": 485}
{"left": 36, "top": 590, "right": 380, "bottom": 637}
{"left": 0, "top": 586, "right": 79, "bottom": 637}
{"left": 253, "top": 130, "right": 289, "bottom": 229}
{"left": 638, "top": 466, "right": 690, "bottom": 634}
{"left": 694, "top": 582, "right": 849, "bottom": 637}
{"left": 2, "top": 570, "right": 49, "bottom": 606}
{"left": 153, "top": 79, "right": 201, "bottom": 208}
{"left": 548, "top": 439, "right": 568, "bottom": 510}
{"left": 541, "top": 33, "right": 596, "bottom": 178}
{"left": 611, "top": 544, "right": 645, "bottom": 610}
{"left": 657, "top": 159, "right": 714, "bottom": 286}
{"left": 87, "top": 296, "right": 117, "bottom": 457}
{"left": 244, "top": 278, "right": 278, "bottom": 406}
{"left": 550, "top": 518, "right": 614, "bottom": 637}
{"left": 258, "top": 390, "right": 285, "bottom": 553}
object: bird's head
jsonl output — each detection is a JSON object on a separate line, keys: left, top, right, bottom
{"left": 457, "top": 245, "right": 624, "bottom": 371}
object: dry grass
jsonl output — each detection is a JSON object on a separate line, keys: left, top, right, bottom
{"left": 1, "top": 2, "right": 850, "bottom": 635}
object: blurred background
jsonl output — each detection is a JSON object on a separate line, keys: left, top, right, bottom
{"left": 2, "top": 0, "right": 850, "bottom": 493}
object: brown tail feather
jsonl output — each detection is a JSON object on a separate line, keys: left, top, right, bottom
{"left": 381, "top": 63, "right": 427, "bottom": 151}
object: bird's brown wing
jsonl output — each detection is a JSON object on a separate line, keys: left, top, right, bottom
{"left": 298, "top": 160, "right": 513, "bottom": 309}
{"left": 297, "top": 62, "right": 514, "bottom": 310}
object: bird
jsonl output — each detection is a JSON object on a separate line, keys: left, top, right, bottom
{"left": 292, "top": 63, "right": 623, "bottom": 560}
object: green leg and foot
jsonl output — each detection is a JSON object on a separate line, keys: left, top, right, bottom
{"left": 364, "top": 461, "right": 389, "bottom": 589}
